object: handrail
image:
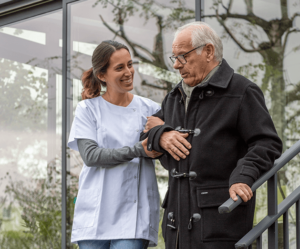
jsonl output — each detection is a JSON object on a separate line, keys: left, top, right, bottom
{"left": 234, "top": 184, "right": 300, "bottom": 248}
{"left": 218, "top": 139, "right": 300, "bottom": 214}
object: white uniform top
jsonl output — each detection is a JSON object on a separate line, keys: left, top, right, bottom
{"left": 68, "top": 95, "right": 161, "bottom": 246}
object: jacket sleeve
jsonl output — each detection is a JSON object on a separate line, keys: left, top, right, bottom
{"left": 140, "top": 95, "right": 174, "bottom": 153}
{"left": 229, "top": 84, "right": 282, "bottom": 187}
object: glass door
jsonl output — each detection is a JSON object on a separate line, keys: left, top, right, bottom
{"left": 0, "top": 10, "right": 62, "bottom": 249}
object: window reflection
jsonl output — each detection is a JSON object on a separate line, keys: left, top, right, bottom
{"left": 0, "top": 10, "right": 62, "bottom": 248}
{"left": 0, "top": 27, "right": 46, "bottom": 45}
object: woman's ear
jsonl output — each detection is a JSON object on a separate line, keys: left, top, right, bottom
{"left": 98, "top": 74, "right": 105, "bottom": 82}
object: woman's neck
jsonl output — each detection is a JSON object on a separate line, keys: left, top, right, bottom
{"left": 102, "top": 90, "right": 133, "bottom": 107}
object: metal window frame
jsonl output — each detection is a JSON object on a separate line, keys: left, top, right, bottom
{"left": 195, "top": 0, "right": 204, "bottom": 21}
{"left": 0, "top": 0, "right": 62, "bottom": 27}
{"left": 0, "top": 0, "right": 51, "bottom": 15}
{"left": 62, "top": 2, "right": 67, "bottom": 247}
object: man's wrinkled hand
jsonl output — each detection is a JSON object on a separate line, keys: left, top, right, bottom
{"left": 143, "top": 116, "right": 164, "bottom": 133}
{"left": 229, "top": 183, "right": 253, "bottom": 202}
{"left": 141, "top": 138, "right": 163, "bottom": 158}
{"left": 159, "top": 131, "right": 191, "bottom": 161}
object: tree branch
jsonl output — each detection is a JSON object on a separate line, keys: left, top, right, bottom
{"left": 283, "top": 28, "right": 300, "bottom": 55}
{"left": 215, "top": 10, "right": 264, "bottom": 53}
{"left": 141, "top": 80, "right": 168, "bottom": 90}
{"left": 106, "top": 0, "right": 119, "bottom": 9}
{"left": 203, "top": 10, "right": 269, "bottom": 31}
{"left": 221, "top": 0, "right": 233, "bottom": 14}
{"left": 291, "top": 12, "right": 300, "bottom": 22}
{"left": 152, "top": 15, "right": 168, "bottom": 69}
{"left": 244, "top": 0, "right": 254, "bottom": 16}
{"left": 99, "top": 15, "right": 154, "bottom": 64}
{"left": 286, "top": 138, "right": 300, "bottom": 141}
{"left": 131, "top": 0, "right": 159, "bottom": 18}
{"left": 280, "top": 0, "right": 288, "bottom": 19}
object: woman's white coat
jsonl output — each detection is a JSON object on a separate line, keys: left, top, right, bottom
{"left": 68, "top": 95, "right": 161, "bottom": 246}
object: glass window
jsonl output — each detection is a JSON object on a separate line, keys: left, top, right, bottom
{"left": 0, "top": 10, "right": 62, "bottom": 248}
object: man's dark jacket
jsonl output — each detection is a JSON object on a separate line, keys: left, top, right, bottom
{"left": 140, "top": 59, "right": 282, "bottom": 249}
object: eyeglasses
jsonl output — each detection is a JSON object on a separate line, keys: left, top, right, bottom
{"left": 169, "top": 44, "right": 206, "bottom": 65}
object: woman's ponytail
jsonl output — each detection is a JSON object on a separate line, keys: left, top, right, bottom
{"left": 81, "top": 68, "right": 103, "bottom": 100}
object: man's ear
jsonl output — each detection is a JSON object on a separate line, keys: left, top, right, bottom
{"left": 205, "top": 44, "right": 215, "bottom": 62}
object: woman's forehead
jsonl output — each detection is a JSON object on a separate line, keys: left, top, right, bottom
{"left": 110, "top": 49, "right": 131, "bottom": 65}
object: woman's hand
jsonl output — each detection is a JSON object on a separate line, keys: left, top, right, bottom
{"left": 141, "top": 138, "right": 163, "bottom": 158}
{"left": 143, "top": 116, "right": 164, "bottom": 133}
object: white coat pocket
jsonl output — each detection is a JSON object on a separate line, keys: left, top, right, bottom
{"left": 72, "top": 188, "right": 100, "bottom": 230}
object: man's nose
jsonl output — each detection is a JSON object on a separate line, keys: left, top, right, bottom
{"left": 173, "top": 59, "right": 183, "bottom": 70}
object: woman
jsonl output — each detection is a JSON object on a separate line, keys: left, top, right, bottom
{"left": 68, "top": 40, "right": 164, "bottom": 249}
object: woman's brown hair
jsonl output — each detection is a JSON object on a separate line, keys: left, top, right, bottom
{"left": 81, "top": 40, "right": 130, "bottom": 100}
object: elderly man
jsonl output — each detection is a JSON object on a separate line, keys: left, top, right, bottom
{"left": 141, "top": 22, "right": 282, "bottom": 249}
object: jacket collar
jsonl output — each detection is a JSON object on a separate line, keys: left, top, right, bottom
{"left": 170, "top": 58, "right": 234, "bottom": 94}
{"left": 206, "top": 59, "right": 234, "bottom": 89}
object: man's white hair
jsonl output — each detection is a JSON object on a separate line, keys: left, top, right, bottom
{"left": 174, "top": 21, "right": 223, "bottom": 62}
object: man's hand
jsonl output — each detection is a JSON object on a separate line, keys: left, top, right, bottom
{"left": 143, "top": 116, "right": 164, "bottom": 133}
{"left": 141, "top": 138, "right": 163, "bottom": 158}
{"left": 159, "top": 131, "right": 191, "bottom": 161}
{"left": 229, "top": 183, "right": 253, "bottom": 202}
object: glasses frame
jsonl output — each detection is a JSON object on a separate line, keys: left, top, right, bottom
{"left": 169, "top": 44, "right": 207, "bottom": 65}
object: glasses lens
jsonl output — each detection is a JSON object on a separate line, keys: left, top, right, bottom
{"left": 170, "top": 55, "right": 186, "bottom": 65}
{"left": 170, "top": 56, "right": 176, "bottom": 64}
{"left": 177, "top": 55, "right": 186, "bottom": 64}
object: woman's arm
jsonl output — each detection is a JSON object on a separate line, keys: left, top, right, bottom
{"left": 77, "top": 139, "right": 162, "bottom": 167}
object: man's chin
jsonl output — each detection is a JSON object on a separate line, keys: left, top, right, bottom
{"left": 183, "top": 79, "right": 197, "bottom": 87}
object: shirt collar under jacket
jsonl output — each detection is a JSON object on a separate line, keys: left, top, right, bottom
{"left": 181, "top": 60, "right": 222, "bottom": 112}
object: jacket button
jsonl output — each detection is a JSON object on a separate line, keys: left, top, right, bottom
{"left": 205, "top": 89, "right": 214, "bottom": 96}
{"left": 192, "top": 213, "right": 201, "bottom": 222}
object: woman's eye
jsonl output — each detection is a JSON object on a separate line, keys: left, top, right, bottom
{"left": 128, "top": 63, "right": 133, "bottom": 67}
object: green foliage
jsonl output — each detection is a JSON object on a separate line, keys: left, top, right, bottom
{"left": 0, "top": 169, "right": 78, "bottom": 249}
{"left": 157, "top": 215, "right": 165, "bottom": 249}
{"left": 1, "top": 174, "right": 61, "bottom": 248}
{"left": 0, "top": 230, "right": 33, "bottom": 249}
{"left": 237, "top": 63, "right": 265, "bottom": 84}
